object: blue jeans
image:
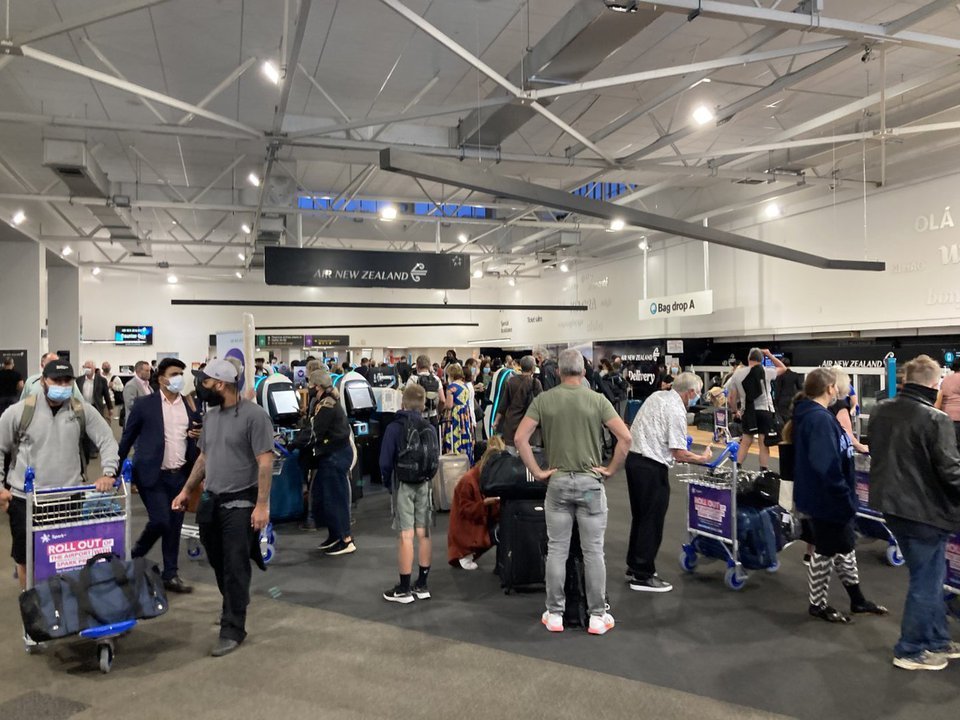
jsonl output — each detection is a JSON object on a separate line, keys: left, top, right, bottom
{"left": 544, "top": 473, "right": 608, "bottom": 616}
{"left": 885, "top": 516, "right": 950, "bottom": 659}
{"left": 314, "top": 444, "right": 353, "bottom": 542}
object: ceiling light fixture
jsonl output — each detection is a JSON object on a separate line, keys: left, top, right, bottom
{"left": 609, "top": 218, "right": 625, "bottom": 232}
{"left": 247, "top": 172, "right": 260, "bottom": 187}
{"left": 238, "top": 252, "right": 245, "bottom": 261}
{"left": 638, "top": 238, "right": 649, "bottom": 251}
{"left": 12, "top": 209, "right": 26, "bottom": 226}
{"left": 764, "top": 203, "right": 782, "bottom": 219}
{"left": 235, "top": 271, "right": 243, "bottom": 279}
{"left": 241, "top": 223, "right": 251, "bottom": 234}
{"left": 62, "top": 245, "right": 73, "bottom": 257}
{"left": 91, "top": 267, "right": 101, "bottom": 276}
{"left": 692, "top": 105, "right": 715, "bottom": 126}
{"left": 473, "top": 269, "right": 483, "bottom": 279}
{"left": 261, "top": 60, "right": 281, "bottom": 85}
{"left": 457, "top": 233, "right": 468, "bottom": 243}
{"left": 603, "top": 0, "right": 638, "bottom": 12}
{"left": 559, "top": 262, "right": 569, "bottom": 273}
{"left": 380, "top": 204, "right": 398, "bottom": 221}
{"left": 508, "top": 277, "right": 516, "bottom": 287}
{"left": 167, "top": 274, "right": 178, "bottom": 284}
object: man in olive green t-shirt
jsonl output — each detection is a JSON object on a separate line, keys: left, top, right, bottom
{"left": 515, "top": 349, "right": 632, "bottom": 636}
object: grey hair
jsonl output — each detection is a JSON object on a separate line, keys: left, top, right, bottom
{"left": 672, "top": 372, "right": 703, "bottom": 395}
{"left": 748, "top": 347, "right": 764, "bottom": 364}
{"left": 519, "top": 355, "right": 536, "bottom": 373}
{"left": 831, "top": 367, "right": 851, "bottom": 397}
{"left": 558, "top": 348, "right": 585, "bottom": 377}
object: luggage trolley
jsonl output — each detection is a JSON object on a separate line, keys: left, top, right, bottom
{"left": 945, "top": 533, "right": 960, "bottom": 621}
{"left": 676, "top": 440, "right": 755, "bottom": 591}
{"left": 23, "top": 460, "right": 136, "bottom": 672}
{"left": 853, "top": 453, "right": 904, "bottom": 567}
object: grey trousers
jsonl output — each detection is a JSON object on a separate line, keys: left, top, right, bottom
{"left": 544, "top": 472, "right": 608, "bottom": 616}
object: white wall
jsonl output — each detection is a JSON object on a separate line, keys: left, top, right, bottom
{"left": 48, "top": 265, "right": 80, "bottom": 365}
{"left": 79, "top": 273, "right": 500, "bottom": 368}
{"left": 488, "top": 171, "right": 960, "bottom": 345}
{"left": 0, "top": 237, "right": 45, "bottom": 369}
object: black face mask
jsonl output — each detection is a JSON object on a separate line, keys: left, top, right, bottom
{"left": 197, "top": 383, "right": 224, "bottom": 407}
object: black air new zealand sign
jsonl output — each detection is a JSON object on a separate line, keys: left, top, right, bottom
{"left": 265, "top": 247, "right": 470, "bottom": 290}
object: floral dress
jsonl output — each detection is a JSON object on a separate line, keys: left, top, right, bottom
{"left": 445, "top": 380, "right": 474, "bottom": 464}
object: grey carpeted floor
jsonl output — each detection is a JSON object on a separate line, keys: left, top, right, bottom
{"left": 1, "top": 449, "right": 959, "bottom": 719}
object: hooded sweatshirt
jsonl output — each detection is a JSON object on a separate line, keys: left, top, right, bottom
{"left": 792, "top": 398, "right": 856, "bottom": 523}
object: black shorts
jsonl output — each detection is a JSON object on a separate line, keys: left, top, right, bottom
{"left": 810, "top": 518, "right": 856, "bottom": 557}
{"left": 6, "top": 496, "right": 26, "bottom": 566}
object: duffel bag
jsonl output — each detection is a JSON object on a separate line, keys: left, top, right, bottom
{"left": 737, "top": 506, "right": 779, "bottom": 570}
{"left": 20, "top": 552, "right": 168, "bottom": 642}
{"left": 480, "top": 451, "right": 547, "bottom": 500}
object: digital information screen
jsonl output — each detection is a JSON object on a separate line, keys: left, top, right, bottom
{"left": 115, "top": 326, "right": 153, "bottom": 345}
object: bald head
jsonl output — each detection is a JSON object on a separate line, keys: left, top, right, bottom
{"left": 40, "top": 352, "right": 58, "bottom": 370}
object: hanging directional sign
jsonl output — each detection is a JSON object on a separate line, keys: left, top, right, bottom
{"left": 264, "top": 246, "right": 471, "bottom": 289}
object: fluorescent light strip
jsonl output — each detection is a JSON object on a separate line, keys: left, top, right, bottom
{"left": 467, "top": 337, "right": 512, "bottom": 345}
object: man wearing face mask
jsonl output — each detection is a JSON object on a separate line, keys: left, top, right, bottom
{"left": 0, "top": 360, "right": 118, "bottom": 598}
{"left": 624, "top": 372, "right": 712, "bottom": 593}
{"left": 118, "top": 358, "right": 202, "bottom": 593}
{"left": 171, "top": 359, "right": 274, "bottom": 657}
{"left": 123, "top": 360, "right": 153, "bottom": 418}
{"left": 20, "top": 352, "right": 82, "bottom": 401}
{"left": 77, "top": 360, "right": 113, "bottom": 423}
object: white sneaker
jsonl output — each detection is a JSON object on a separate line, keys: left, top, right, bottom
{"left": 458, "top": 556, "right": 479, "bottom": 571}
{"left": 588, "top": 613, "right": 616, "bottom": 636}
{"left": 541, "top": 611, "right": 564, "bottom": 633}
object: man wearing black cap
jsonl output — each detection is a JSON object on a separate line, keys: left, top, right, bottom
{"left": 0, "top": 360, "right": 119, "bottom": 596}
{"left": 172, "top": 358, "right": 275, "bottom": 657}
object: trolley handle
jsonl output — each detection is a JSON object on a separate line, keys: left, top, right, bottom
{"left": 695, "top": 440, "right": 740, "bottom": 469}
{"left": 24, "top": 459, "right": 132, "bottom": 494}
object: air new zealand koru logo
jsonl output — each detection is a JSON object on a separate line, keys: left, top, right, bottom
{"left": 410, "top": 263, "right": 427, "bottom": 282}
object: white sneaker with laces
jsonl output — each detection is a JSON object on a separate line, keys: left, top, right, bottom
{"left": 588, "top": 613, "right": 616, "bottom": 636}
{"left": 459, "top": 555, "right": 479, "bottom": 570}
{"left": 541, "top": 611, "right": 564, "bottom": 633}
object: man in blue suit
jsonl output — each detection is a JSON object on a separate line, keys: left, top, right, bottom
{"left": 119, "top": 357, "right": 202, "bottom": 593}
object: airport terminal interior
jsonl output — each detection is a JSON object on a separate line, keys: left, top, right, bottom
{"left": 3, "top": 0, "right": 960, "bottom": 718}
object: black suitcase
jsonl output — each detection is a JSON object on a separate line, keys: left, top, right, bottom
{"left": 496, "top": 498, "right": 547, "bottom": 593}
{"left": 563, "top": 526, "right": 588, "bottom": 628}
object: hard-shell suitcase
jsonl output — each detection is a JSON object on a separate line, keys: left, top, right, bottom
{"left": 433, "top": 454, "right": 469, "bottom": 512}
{"left": 626, "top": 399, "right": 642, "bottom": 426}
{"left": 270, "top": 448, "right": 305, "bottom": 522}
{"left": 496, "top": 498, "right": 548, "bottom": 593}
{"left": 563, "top": 525, "right": 588, "bottom": 628}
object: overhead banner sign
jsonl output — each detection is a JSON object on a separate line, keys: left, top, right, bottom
{"left": 640, "top": 290, "right": 714, "bottom": 320}
{"left": 255, "top": 334, "right": 351, "bottom": 348}
{"left": 264, "top": 246, "right": 470, "bottom": 290}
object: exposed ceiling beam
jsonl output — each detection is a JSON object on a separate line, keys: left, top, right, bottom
{"left": 528, "top": 38, "right": 847, "bottom": 101}
{"left": 379, "top": 148, "right": 884, "bottom": 271}
{"left": 630, "top": 0, "right": 960, "bottom": 54}
{"left": 16, "top": 46, "right": 262, "bottom": 137}
{"left": 13, "top": 0, "right": 173, "bottom": 45}
{"left": 80, "top": 37, "right": 168, "bottom": 123}
{"left": 178, "top": 57, "right": 258, "bottom": 126}
{"left": 0, "top": 111, "right": 255, "bottom": 141}
{"left": 377, "top": 0, "right": 616, "bottom": 164}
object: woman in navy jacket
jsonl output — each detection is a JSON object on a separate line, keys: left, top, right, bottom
{"left": 793, "top": 367, "right": 887, "bottom": 623}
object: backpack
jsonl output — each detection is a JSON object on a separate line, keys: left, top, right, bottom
{"left": 394, "top": 415, "right": 440, "bottom": 484}
{"left": 11, "top": 394, "right": 88, "bottom": 480}
{"left": 540, "top": 360, "right": 559, "bottom": 391}
{"left": 415, "top": 374, "right": 441, "bottom": 415}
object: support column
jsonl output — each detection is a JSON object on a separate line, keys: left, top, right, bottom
{"left": 47, "top": 261, "right": 81, "bottom": 367}
{"left": 0, "top": 233, "right": 45, "bottom": 370}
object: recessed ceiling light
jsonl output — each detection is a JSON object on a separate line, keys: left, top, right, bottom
{"left": 473, "top": 269, "right": 483, "bottom": 279}
{"left": 247, "top": 172, "right": 260, "bottom": 187}
{"left": 12, "top": 210, "right": 26, "bottom": 226}
{"left": 238, "top": 252, "right": 245, "bottom": 261}
{"left": 609, "top": 218, "right": 625, "bottom": 232}
{"left": 692, "top": 105, "right": 715, "bottom": 125}
{"left": 559, "top": 262, "right": 569, "bottom": 273}
{"left": 508, "top": 277, "right": 516, "bottom": 287}
{"left": 764, "top": 203, "right": 782, "bottom": 219}
{"left": 171, "top": 219, "right": 178, "bottom": 225}
{"left": 167, "top": 274, "right": 178, "bottom": 284}
{"left": 457, "top": 233, "right": 468, "bottom": 243}
{"left": 91, "top": 267, "right": 101, "bottom": 276}
{"left": 261, "top": 60, "right": 281, "bottom": 85}
{"left": 241, "top": 223, "right": 251, "bottom": 234}
{"left": 235, "top": 271, "right": 243, "bottom": 279}
{"left": 380, "top": 205, "right": 398, "bottom": 221}
{"left": 638, "top": 238, "right": 649, "bottom": 251}
{"left": 62, "top": 245, "right": 73, "bottom": 257}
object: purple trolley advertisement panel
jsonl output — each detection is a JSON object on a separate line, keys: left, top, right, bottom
{"left": 855, "top": 471, "right": 883, "bottom": 519}
{"left": 689, "top": 485, "right": 732, "bottom": 539}
{"left": 947, "top": 534, "right": 960, "bottom": 591}
{"left": 33, "top": 521, "right": 126, "bottom": 583}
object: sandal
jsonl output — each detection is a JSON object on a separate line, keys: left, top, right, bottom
{"left": 852, "top": 600, "right": 889, "bottom": 615}
{"left": 809, "top": 604, "right": 853, "bottom": 624}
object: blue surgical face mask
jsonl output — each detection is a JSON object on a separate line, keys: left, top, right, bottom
{"left": 482, "top": 367, "right": 490, "bottom": 375}
{"left": 46, "top": 384, "right": 73, "bottom": 403}
{"left": 166, "top": 375, "right": 185, "bottom": 394}
{"left": 688, "top": 394, "right": 699, "bottom": 408}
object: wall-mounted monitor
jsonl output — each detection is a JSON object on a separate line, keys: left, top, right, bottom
{"left": 115, "top": 326, "right": 153, "bottom": 345}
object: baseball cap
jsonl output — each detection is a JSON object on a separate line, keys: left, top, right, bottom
{"left": 198, "top": 358, "right": 239, "bottom": 383}
{"left": 43, "top": 360, "right": 75, "bottom": 380}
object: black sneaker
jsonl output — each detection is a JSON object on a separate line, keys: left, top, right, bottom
{"left": 412, "top": 583, "right": 431, "bottom": 600}
{"left": 629, "top": 575, "right": 673, "bottom": 593}
{"left": 324, "top": 540, "right": 357, "bottom": 556}
{"left": 383, "top": 585, "right": 415, "bottom": 604}
{"left": 317, "top": 536, "right": 338, "bottom": 551}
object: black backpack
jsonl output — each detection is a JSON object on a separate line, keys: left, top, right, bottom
{"left": 415, "top": 374, "right": 441, "bottom": 415}
{"left": 394, "top": 416, "right": 440, "bottom": 484}
{"left": 540, "top": 360, "right": 559, "bottom": 391}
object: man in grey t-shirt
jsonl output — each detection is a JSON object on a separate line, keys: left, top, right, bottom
{"left": 726, "top": 347, "right": 786, "bottom": 469}
{"left": 173, "top": 359, "right": 275, "bottom": 657}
